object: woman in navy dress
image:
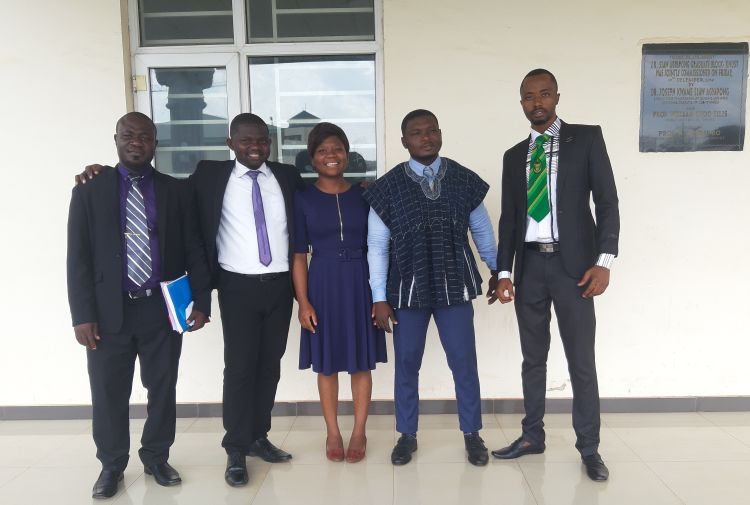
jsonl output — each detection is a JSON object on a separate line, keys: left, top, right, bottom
{"left": 292, "top": 122, "right": 386, "bottom": 463}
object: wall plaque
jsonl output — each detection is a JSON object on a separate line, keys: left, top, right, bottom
{"left": 640, "top": 42, "right": 748, "bottom": 152}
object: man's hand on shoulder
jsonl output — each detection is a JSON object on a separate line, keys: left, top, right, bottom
{"left": 74, "top": 322, "right": 100, "bottom": 349}
{"left": 186, "top": 310, "right": 209, "bottom": 332}
{"left": 578, "top": 266, "right": 610, "bottom": 298}
{"left": 74, "top": 164, "right": 104, "bottom": 186}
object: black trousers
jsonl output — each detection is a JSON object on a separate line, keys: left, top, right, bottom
{"left": 87, "top": 292, "right": 182, "bottom": 471}
{"left": 515, "top": 250, "right": 600, "bottom": 456}
{"left": 218, "top": 269, "right": 293, "bottom": 454}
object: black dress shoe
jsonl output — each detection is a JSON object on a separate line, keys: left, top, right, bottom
{"left": 225, "top": 452, "right": 249, "bottom": 487}
{"left": 464, "top": 433, "right": 489, "bottom": 466}
{"left": 491, "top": 436, "right": 545, "bottom": 459}
{"left": 582, "top": 453, "right": 609, "bottom": 481}
{"left": 92, "top": 470, "right": 123, "bottom": 499}
{"left": 248, "top": 437, "right": 292, "bottom": 463}
{"left": 144, "top": 462, "right": 182, "bottom": 486}
{"left": 391, "top": 434, "right": 418, "bottom": 466}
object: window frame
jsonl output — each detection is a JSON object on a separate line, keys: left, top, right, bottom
{"left": 127, "top": 0, "right": 385, "bottom": 177}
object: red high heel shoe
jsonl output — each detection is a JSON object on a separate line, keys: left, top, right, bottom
{"left": 345, "top": 436, "right": 367, "bottom": 463}
{"left": 326, "top": 436, "right": 345, "bottom": 462}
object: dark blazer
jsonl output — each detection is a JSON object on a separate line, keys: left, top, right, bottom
{"left": 67, "top": 166, "right": 212, "bottom": 334}
{"left": 188, "top": 160, "right": 303, "bottom": 287}
{"left": 497, "top": 121, "right": 620, "bottom": 282}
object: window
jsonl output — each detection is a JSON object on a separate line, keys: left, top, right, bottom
{"left": 246, "top": 0, "right": 375, "bottom": 43}
{"left": 249, "top": 55, "right": 376, "bottom": 180}
{"left": 130, "top": 0, "right": 382, "bottom": 181}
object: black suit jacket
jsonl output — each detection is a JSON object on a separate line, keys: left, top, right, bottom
{"left": 67, "top": 166, "right": 212, "bottom": 334}
{"left": 497, "top": 122, "right": 620, "bottom": 282}
{"left": 188, "top": 160, "right": 303, "bottom": 288}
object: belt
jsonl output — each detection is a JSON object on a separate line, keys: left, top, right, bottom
{"left": 127, "top": 289, "right": 153, "bottom": 299}
{"left": 525, "top": 242, "right": 560, "bottom": 253}
{"left": 313, "top": 248, "right": 365, "bottom": 260}
{"left": 237, "top": 271, "right": 288, "bottom": 282}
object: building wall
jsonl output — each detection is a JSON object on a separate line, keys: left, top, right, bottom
{"left": 1, "top": 0, "right": 748, "bottom": 407}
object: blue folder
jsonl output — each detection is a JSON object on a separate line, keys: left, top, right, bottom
{"left": 160, "top": 274, "right": 193, "bottom": 333}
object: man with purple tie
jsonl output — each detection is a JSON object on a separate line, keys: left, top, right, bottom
{"left": 189, "top": 114, "right": 304, "bottom": 486}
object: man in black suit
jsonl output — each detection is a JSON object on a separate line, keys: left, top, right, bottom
{"left": 487, "top": 69, "right": 620, "bottom": 481}
{"left": 189, "top": 113, "right": 303, "bottom": 486}
{"left": 76, "top": 113, "right": 302, "bottom": 486}
{"left": 67, "top": 112, "right": 211, "bottom": 499}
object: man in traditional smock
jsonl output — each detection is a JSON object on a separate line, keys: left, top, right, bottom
{"left": 365, "top": 109, "right": 498, "bottom": 467}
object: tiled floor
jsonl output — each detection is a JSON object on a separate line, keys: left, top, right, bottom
{"left": 1, "top": 412, "right": 749, "bottom": 504}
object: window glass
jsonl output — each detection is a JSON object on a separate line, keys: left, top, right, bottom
{"left": 247, "top": 0, "right": 375, "bottom": 43}
{"left": 139, "top": 0, "right": 234, "bottom": 46}
{"left": 149, "top": 67, "right": 230, "bottom": 176}
{"left": 249, "top": 55, "right": 376, "bottom": 181}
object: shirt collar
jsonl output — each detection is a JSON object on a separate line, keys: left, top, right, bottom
{"left": 117, "top": 163, "right": 154, "bottom": 182}
{"left": 234, "top": 160, "right": 269, "bottom": 178}
{"left": 408, "top": 156, "right": 442, "bottom": 176}
{"left": 530, "top": 117, "right": 562, "bottom": 142}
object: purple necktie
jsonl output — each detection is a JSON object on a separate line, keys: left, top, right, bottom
{"left": 247, "top": 170, "right": 272, "bottom": 266}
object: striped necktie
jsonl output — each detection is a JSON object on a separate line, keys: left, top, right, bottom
{"left": 125, "top": 175, "right": 152, "bottom": 286}
{"left": 423, "top": 165, "right": 435, "bottom": 189}
{"left": 527, "top": 133, "right": 551, "bottom": 222}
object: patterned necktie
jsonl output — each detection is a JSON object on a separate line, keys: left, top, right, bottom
{"left": 247, "top": 170, "right": 272, "bottom": 266}
{"left": 423, "top": 165, "right": 435, "bottom": 189}
{"left": 527, "top": 133, "right": 551, "bottom": 222}
{"left": 125, "top": 175, "right": 152, "bottom": 286}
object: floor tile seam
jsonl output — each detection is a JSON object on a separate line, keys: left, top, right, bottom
{"left": 641, "top": 459, "right": 689, "bottom": 505}
{"left": 604, "top": 423, "right": 648, "bottom": 464}
{"left": 173, "top": 416, "right": 200, "bottom": 441}
{"left": 0, "top": 465, "right": 32, "bottom": 490}
{"left": 514, "top": 459, "right": 543, "bottom": 505}
{"left": 119, "top": 471, "right": 145, "bottom": 499}
{"left": 711, "top": 423, "right": 750, "bottom": 450}
{"left": 248, "top": 463, "right": 274, "bottom": 505}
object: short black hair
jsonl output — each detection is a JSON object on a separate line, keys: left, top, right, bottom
{"left": 400, "top": 109, "right": 439, "bottom": 135}
{"left": 230, "top": 113, "right": 270, "bottom": 136}
{"left": 307, "top": 122, "right": 350, "bottom": 156}
{"left": 116, "top": 111, "right": 157, "bottom": 135}
{"left": 521, "top": 68, "right": 558, "bottom": 93}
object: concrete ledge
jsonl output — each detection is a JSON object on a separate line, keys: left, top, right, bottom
{"left": 2, "top": 397, "right": 748, "bottom": 420}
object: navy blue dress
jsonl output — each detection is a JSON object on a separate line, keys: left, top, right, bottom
{"left": 294, "top": 184, "right": 387, "bottom": 375}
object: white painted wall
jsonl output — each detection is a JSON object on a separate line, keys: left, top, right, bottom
{"left": 1, "top": 0, "right": 748, "bottom": 408}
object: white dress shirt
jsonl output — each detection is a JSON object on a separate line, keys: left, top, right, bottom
{"left": 217, "top": 161, "right": 289, "bottom": 274}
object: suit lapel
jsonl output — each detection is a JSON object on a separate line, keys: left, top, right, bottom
{"left": 213, "top": 161, "right": 234, "bottom": 236}
{"left": 98, "top": 167, "right": 122, "bottom": 253}
{"left": 556, "top": 121, "right": 573, "bottom": 196}
{"left": 153, "top": 171, "right": 168, "bottom": 264}
{"left": 515, "top": 138, "right": 529, "bottom": 208}
{"left": 267, "top": 162, "right": 292, "bottom": 215}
